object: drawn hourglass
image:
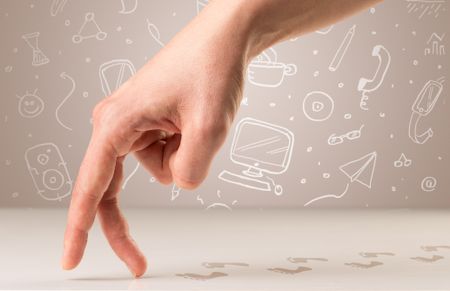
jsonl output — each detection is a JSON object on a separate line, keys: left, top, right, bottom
{"left": 22, "top": 32, "right": 50, "bottom": 67}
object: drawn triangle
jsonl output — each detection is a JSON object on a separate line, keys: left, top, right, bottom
{"left": 339, "top": 152, "right": 377, "bottom": 186}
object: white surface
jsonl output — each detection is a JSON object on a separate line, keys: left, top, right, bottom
{"left": 1, "top": 208, "right": 450, "bottom": 290}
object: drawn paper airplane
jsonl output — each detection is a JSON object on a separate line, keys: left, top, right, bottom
{"left": 339, "top": 151, "right": 377, "bottom": 189}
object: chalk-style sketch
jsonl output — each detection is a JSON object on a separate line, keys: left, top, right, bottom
{"left": 218, "top": 118, "right": 294, "bottom": 196}
{"left": 409, "top": 77, "right": 445, "bottom": 144}
{"left": 72, "top": 13, "right": 107, "bottom": 44}
{"left": 421, "top": 176, "right": 437, "bottom": 192}
{"left": 247, "top": 48, "right": 297, "bottom": 88}
{"left": 196, "top": 195, "right": 204, "bottom": 205}
{"left": 17, "top": 89, "right": 45, "bottom": 118}
{"left": 421, "top": 245, "right": 450, "bottom": 252}
{"left": 302, "top": 91, "right": 335, "bottom": 122}
{"left": 146, "top": 19, "right": 164, "bottom": 47}
{"left": 316, "top": 25, "right": 334, "bottom": 35}
{"left": 425, "top": 33, "right": 446, "bottom": 56}
{"left": 345, "top": 261, "right": 383, "bottom": 269}
{"left": 406, "top": 0, "right": 446, "bottom": 19}
{"left": 99, "top": 59, "right": 136, "bottom": 96}
{"left": 119, "top": 0, "right": 138, "bottom": 14}
{"left": 24, "top": 143, "right": 72, "bottom": 201}
{"left": 329, "top": 25, "right": 356, "bottom": 72}
{"left": 176, "top": 272, "right": 228, "bottom": 281}
{"left": 206, "top": 203, "right": 233, "bottom": 211}
{"left": 121, "top": 162, "right": 140, "bottom": 190}
{"left": 56, "top": 72, "right": 75, "bottom": 131}
{"left": 50, "top": 0, "right": 68, "bottom": 16}
{"left": 267, "top": 266, "right": 312, "bottom": 275}
{"left": 304, "top": 152, "right": 377, "bottom": 206}
{"left": 171, "top": 184, "right": 181, "bottom": 201}
{"left": 359, "top": 252, "right": 395, "bottom": 258}
{"left": 287, "top": 257, "right": 328, "bottom": 263}
{"left": 411, "top": 255, "right": 444, "bottom": 263}
{"left": 328, "top": 125, "right": 364, "bottom": 146}
{"left": 22, "top": 32, "right": 50, "bottom": 67}
{"left": 394, "top": 153, "right": 412, "bottom": 168}
{"left": 202, "top": 262, "right": 249, "bottom": 269}
{"left": 197, "top": 0, "right": 209, "bottom": 14}
{"left": 358, "top": 45, "right": 391, "bottom": 110}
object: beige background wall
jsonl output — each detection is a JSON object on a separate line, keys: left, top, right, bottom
{"left": 0, "top": 0, "right": 449, "bottom": 208}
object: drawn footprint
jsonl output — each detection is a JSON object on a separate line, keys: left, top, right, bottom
{"left": 421, "top": 245, "right": 450, "bottom": 252}
{"left": 176, "top": 272, "right": 228, "bottom": 281}
{"left": 410, "top": 255, "right": 444, "bottom": 263}
{"left": 344, "top": 261, "right": 383, "bottom": 269}
{"left": 202, "top": 262, "right": 249, "bottom": 268}
{"left": 267, "top": 266, "right": 312, "bottom": 275}
{"left": 359, "top": 252, "right": 395, "bottom": 258}
{"left": 287, "top": 257, "right": 328, "bottom": 263}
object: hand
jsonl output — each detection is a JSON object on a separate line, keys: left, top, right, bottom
{"left": 62, "top": 2, "right": 251, "bottom": 277}
{"left": 62, "top": 0, "right": 382, "bottom": 277}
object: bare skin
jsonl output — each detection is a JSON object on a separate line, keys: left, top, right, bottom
{"left": 62, "top": 0, "right": 383, "bottom": 277}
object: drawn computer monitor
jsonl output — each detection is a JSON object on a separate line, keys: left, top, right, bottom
{"left": 219, "top": 118, "right": 294, "bottom": 195}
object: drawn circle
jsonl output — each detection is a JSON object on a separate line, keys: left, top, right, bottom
{"left": 274, "top": 185, "right": 283, "bottom": 196}
{"left": 302, "top": 91, "right": 334, "bottom": 122}
{"left": 18, "top": 94, "right": 44, "bottom": 118}
{"left": 37, "top": 154, "right": 49, "bottom": 166}
{"left": 421, "top": 177, "right": 437, "bottom": 192}
{"left": 43, "top": 169, "right": 65, "bottom": 191}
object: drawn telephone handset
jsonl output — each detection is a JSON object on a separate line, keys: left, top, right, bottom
{"left": 358, "top": 45, "right": 391, "bottom": 110}
{"left": 409, "top": 77, "right": 445, "bottom": 144}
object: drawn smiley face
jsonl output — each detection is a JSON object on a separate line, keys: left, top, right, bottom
{"left": 18, "top": 91, "right": 45, "bottom": 118}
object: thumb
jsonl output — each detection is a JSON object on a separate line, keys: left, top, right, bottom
{"left": 169, "top": 120, "right": 228, "bottom": 189}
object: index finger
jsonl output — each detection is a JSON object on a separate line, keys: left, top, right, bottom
{"left": 62, "top": 131, "right": 118, "bottom": 270}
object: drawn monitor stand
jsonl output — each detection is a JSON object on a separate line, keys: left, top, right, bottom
{"left": 247, "top": 48, "right": 297, "bottom": 88}
{"left": 358, "top": 45, "right": 391, "bottom": 111}
{"left": 22, "top": 32, "right": 50, "bottom": 67}
{"left": 218, "top": 118, "right": 294, "bottom": 196}
{"left": 409, "top": 77, "right": 445, "bottom": 144}
{"left": 25, "top": 143, "right": 72, "bottom": 201}
{"left": 99, "top": 60, "right": 136, "bottom": 96}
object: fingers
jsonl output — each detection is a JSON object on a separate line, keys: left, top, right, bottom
{"left": 169, "top": 121, "right": 228, "bottom": 189}
{"left": 98, "top": 159, "right": 147, "bottom": 278}
{"left": 62, "top": 135, "right": 118, "bottom": 270}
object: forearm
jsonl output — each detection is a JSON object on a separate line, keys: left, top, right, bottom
{"left": 204, "top": 0, "right": 383, "bottom": 61}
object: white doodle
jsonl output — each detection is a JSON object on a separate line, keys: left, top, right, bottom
{"left": 394, "top": 153, "right": 412, "bottom": 168}
{"left": 329, "top": 25, "right": 355, "bottom": 72}
{"left": 146, "top": 19, "right": 164, "bottom": 47}
{"left": 171, "top": 184, "right": 181, "bottom": 201}
{"left": 122, "top": 162, "right": 140, "bottom": 190}
{"left": 358, "top": 45, "right": 391, "bottom": 110}
{"left": 304, "top": 151, "right": 377, "bottom": 206}
{"left": 72, "top": 13, "right": 107, "bottom": 44}
{"left": 17, "top": 89, "right": 45, "bottom": 118}
{"left": 25, "top": 143, "right": 72, "bottom": 201}
{"left": 302, "top": 91, "right": 335, "bottom": 122}
{"left": 56, "top": 72, "right": 75, "bottom": 131}
{"left": 99, "top": 59, "right": 136, "bottom": 96}
{"left": 119, "top": 0, "right": 138, "bottom": 14}
{"left": 197, "top": 0, "right": 209, "bottom": 14}
{"left": 218, "top": 118, "right": 294, "bottom": 196}
{"left": 316, "top": 25, "right": 334, "bottom": 35}
{"left": 22, "top": 32, "right": 50, "bottom": 67}
{"left": 424, "top": 33, "right": 446, "bottom": 56}
{"left": 406, "top": 0, "right": 446, "bottom": 19}
{"left": 50, "top": 0, "right": 68, "bottom": 16}
{"left": 328, "top": 125, "right": 364, "bottom": 146}
{"left": 196, "top": 195, "right": 204, "bottom": 205}
{"left": 247, "top": 48, "right": 297, "bottom": 88}
{"left": 421, "top": 176, "right": 437, "bottom": 192}
{"left": 206, "top": 203, "right": 232, "bottom": 211}
{"left": 408, "top": 77, "right": 445, "bottom": 144}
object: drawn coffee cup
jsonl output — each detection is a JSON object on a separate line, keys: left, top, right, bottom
{"left": 247, "top": 61, "right": 297, "bottom": 88}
